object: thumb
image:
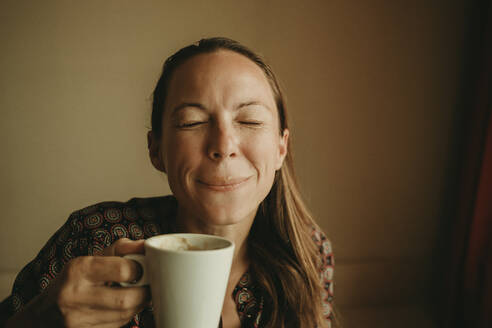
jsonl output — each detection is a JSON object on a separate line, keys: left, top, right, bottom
{"left": 103, "top": 238, "right": 145, "bottom": 256}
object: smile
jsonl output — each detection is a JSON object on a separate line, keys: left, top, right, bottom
{"left": 197, "top": 176, "right": 251, "bottom": 192}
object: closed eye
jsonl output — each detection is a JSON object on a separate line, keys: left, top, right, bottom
{"left": 239, "top": 121, "right": 262, "bottom": 125}
{"left": 177, "top": 121, "right": 207, "bottom": 128}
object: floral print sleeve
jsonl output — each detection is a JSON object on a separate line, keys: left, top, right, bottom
{"left": 0, "top": 210, "right": 87, "bottom": 323}
{"left": 312, "top": 226, "right": 335, "bottom": 327}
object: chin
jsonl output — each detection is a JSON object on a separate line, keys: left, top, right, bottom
{"left": 173, "top": 185, "right": 263, "bottom": 227}
{"left": 196, "top": 202, "right": 258, "bottom": 227}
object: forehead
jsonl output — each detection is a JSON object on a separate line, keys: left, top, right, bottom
{"left": 165, "top": 50, "right": 276, "bottom": 110}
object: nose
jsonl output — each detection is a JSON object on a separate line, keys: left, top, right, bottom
{"left": 207, "top": 122, "right": 238, "bottom": 161}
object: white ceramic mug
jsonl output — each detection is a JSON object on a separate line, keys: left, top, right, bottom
{"left": 121, "top": 233, "right": 235, "bottom": 328}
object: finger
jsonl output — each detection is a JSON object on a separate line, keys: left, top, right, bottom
{"left": 94, "top": 320, "right": 135, "bottom": 328}
{"left": 78, "top": 286, "right": 150, "bottom": 311}
{"left": 90, "top": 308, "right": 142, "bottom": 326}
{"left": 64, "top": 307, "right": 139, "bottom": 328}
{"left": 80, "top": 256, "right": 143, "bottom": 284}
{"left": 103, "top": 238, "right": 145, "bottom": 257}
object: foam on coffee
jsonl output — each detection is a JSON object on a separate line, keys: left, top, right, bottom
{"left": 161, "top": 237, "right": 204, "bottom": 251}
{"left": 147, "top": 234, "right": 233, "bottom": 252}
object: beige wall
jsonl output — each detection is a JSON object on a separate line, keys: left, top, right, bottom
{"left": 0, "top": 0, "right": 471, "bottom": 326}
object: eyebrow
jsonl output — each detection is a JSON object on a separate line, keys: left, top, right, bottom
{"left": 171, "top": 102, "right": 206, "bottom": 114}
{"left": 237, "top": 101, "right": 270, "bottom": 110}
{"left": 171, "top": 101, "right": 270, "bottom": 115}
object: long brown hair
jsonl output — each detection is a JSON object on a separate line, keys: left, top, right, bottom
{"left": 151, "top": 37, "right": 336, "bottom": 327}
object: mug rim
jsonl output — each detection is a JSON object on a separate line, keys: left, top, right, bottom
{"left": 144, "top": 233, "right": 235, "bottom": 254}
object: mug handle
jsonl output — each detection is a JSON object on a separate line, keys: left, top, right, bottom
{"left": 120, "top": 254, "right": 149, "bottom": 287}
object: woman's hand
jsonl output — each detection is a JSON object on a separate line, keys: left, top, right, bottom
{"left": 6, "top": 238, "right": 150, "bottom": 328}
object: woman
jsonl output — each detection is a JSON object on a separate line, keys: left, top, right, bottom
{"left": 1, "top": 37, "right": 335, "bottom": 328}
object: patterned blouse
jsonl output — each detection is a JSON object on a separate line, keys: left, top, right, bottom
{"left": 0, "top": 196, "right": 334, "bottom": 327}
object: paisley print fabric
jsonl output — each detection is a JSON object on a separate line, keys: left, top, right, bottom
{"left": 0, "top": 195, "right": 334, "bottom": 327}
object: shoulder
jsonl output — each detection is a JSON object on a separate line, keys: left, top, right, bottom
{"left": 310, "top": 225, "right": 334, "bottom": 266}
{"left": 72, "top": 195, "right": 177, "bottom": 223}
{"left": 75, "top": 195, "right": 176, "bottom": 216}
{"left": 66, "top": 195, "right": 177, "bottom": 252}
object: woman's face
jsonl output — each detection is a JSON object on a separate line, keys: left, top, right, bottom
{"left": 153, "top": 50, "right": 288, "bottom": 227}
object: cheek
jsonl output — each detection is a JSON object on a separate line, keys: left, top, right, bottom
{"left": 244, "top": 132, "right": 280, "bottom": 172}
{"left": 162, "top": 134, "right": 203, "bottom": 177}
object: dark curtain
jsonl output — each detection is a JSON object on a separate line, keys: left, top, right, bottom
{"left": 441, "top": 1, "right": 492, "bottom": 327}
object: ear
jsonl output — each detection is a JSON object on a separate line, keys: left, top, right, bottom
{"left": 275, "top": 129, "right": 289, "bottom": 170}
{"left": 147, "top": 131, "right": 166, "bottom": 173}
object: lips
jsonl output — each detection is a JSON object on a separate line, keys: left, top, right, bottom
{"left": 197, "top": 176, "right": 251, "bottom": 191}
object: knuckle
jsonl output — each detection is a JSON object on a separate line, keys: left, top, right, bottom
{"left": 57, "top": 279, "right": 82, "bottom": 309}
{"left": 114, "top": 237, "right": 130, "bottom": 247}
{"left": 115, "top": 261, "right": 132, "bottom": 281}
{"left": 117, "top": 237, "right": 130, "bottom": 244}
{"left": 116, "top": 294, "right": 132, "bottom": 310}
{"left": 65, "top": 256, "right": 91, "bottom": 279}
